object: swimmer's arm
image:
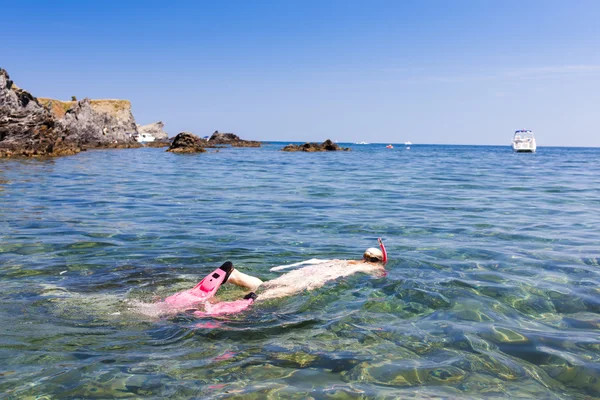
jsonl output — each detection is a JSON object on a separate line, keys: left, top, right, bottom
{"left": 270, "top": 258, "right": 330, "bottom": 272}
{"left": 228, "top": 269, "right": 263, "bottom": 291}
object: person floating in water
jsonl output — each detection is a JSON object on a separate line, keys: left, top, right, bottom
{"left": 161, "top": 239, "right": 387, "bottom": 316}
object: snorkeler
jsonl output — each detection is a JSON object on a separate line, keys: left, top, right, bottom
{"left": 228, "top": 238, "right": 388, "bottom": 301}
{"left": 163, "top": 239, "right": 388, "bottom": 316}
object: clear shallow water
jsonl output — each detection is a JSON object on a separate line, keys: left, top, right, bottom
{"left": 0, "top": 143, "right": 599, "bottom": 399}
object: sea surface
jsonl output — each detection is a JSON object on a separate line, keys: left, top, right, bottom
{"left": 0, "top": 143, "right": 599, "bottom": 399}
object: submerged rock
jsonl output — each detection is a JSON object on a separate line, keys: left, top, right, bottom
{"left": 167, "top": 132, "right": 207, "bottom": 153}
{"left": 208, "top": 130, "right": 261, "bottom": 147}
{"left": 136, "top": 121, "right": 168, "bottom": 141}
{"left": 282, "top": 139, "right": 350, "bottom": 152}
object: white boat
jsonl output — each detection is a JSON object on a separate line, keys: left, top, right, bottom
{"left": 404, "top": 141, "right": 412, "bottom": 145}
{"left": 136, "top": 132, "right": 156, "bottom": 143}
{"left": 512, "top": 130, "right": 536, "bottom": 153}
{"left": 355, "top": 141, "right": 369, "bottom": 144}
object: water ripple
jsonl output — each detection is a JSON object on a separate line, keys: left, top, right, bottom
{"left": 1, "top": 144, "right": 599, "bottom": 398}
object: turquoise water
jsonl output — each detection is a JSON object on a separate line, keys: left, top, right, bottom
{"left": 1, "top": 144, "right": 599, "bottom": 399}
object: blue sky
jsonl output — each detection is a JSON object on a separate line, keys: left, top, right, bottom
{"left": 3, "top": 0, "right": 600, "bottom": 146}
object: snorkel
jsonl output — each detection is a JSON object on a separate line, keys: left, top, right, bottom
{"left": 378, "top": 238, "right": 388, "bottom": 265}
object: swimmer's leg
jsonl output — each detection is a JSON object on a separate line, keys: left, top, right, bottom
{"left": 164, "top": 261, "right": 234, "bottom": 307}
{"left": 228, "top": 269, "right": 263, "bottom": 291}
{"left": 194, "top": 292, "right": 257, "bottom": 316}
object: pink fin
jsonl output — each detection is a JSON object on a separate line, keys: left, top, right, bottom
{"left": 164, "top": 262, "right": 233, "bottom": 308}
{"left": 194, "top": 297, "right": 255, "bottom": 317}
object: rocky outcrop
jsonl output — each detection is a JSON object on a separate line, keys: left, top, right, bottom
{"left": 59, "top": 99, "right": 140, "bottom": 149}
{"left": 167, "top": 132, "right": 207, "bottom": 153}
{"left": 0, "top": 68, "right": 79, "bottom": 157}
{"left": 282, "top": 139, "right": 350, "bottom": 152}
{"left": 208, "top": 131, "right": 261, "bottom": 147}
{"left": 1, "top": 68, "right": 140, "bottom": 157}
{"left": 209, "top": 131, "right": 240, "bottom": 143}
{"left": 136, "top": 121, "right": 168, "bottom": 140}
{"left": 39, "top": 97, "right": 140, "bottom": 147}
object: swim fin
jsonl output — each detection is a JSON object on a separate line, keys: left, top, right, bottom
{"left": 164, "top": 261, "right": 234, "bottom": 307}
{"left": 194, "top": 261, "right": 234, "bottom": 293}
{"left": 194, "top": 292, "right": 257, "bottom": 316}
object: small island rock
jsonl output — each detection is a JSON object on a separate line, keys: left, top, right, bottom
{"left": 167, "top": 132, "right": 207, "bottom": 153}
{"left": 282, "top": 139, "right": 350, "bottom": 152}
{"left": 208, "top": 130, "right": 261, "bottom": 147}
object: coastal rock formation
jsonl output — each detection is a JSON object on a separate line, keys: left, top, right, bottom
{"left": 167, "top": 132, "right": 207, "bottom": 153}
{"left": 209, "top": 131, "right": 240, "bottom": 143}
{"left": 282, "top": 139, "right": 350, "bottom": 152}
{"left": 0, "top": 68, "right": 79, "bottom": 157}
{"left": 1, "top": 68, "right": 140, "bottom": 157}
{"left": 58, "top": 98, "right": 140, "bottom": 149}
{"left": 136, "top": 121, "right": 169, "bottom": 140}
{"left": 208, "top": 130, "right": 261, "bottom": 147}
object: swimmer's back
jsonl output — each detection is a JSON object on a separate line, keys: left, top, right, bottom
{"left": 258, "top": 259, "right": 380, "bottom": 300}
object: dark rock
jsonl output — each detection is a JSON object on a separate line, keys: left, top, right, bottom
{"left": 167, "top": 132, "right": 207, "bottom": 153}
{"left": 209, "top": 131, "right": 240, "bottom": 143}
{"left": 0, "top": 68, "right": 80, "bottom": 157}
{"left": 1, "top": 68, "right": 141, "bottom": 157}
{"left": 282, "top": 139, "right": 350, "bottom": 152}
{"left": 208, "top": 130, "right": 261, "bottom": 147}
